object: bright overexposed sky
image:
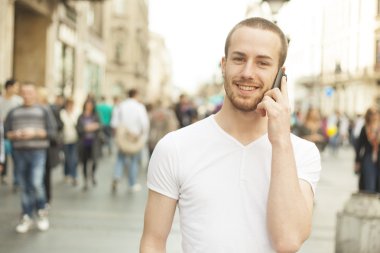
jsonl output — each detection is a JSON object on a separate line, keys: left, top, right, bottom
{"left": 149, "top": 0, "right": 252, "bottom": 94}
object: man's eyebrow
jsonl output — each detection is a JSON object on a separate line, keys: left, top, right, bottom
{"left": 256, "top": 54, "right": 273, "bottom": 61}
{"left": 230, "top": 51, "right": 246, "bottom": 57}
{"left": 230, "top": 52, "right": 274, "bottom": 61}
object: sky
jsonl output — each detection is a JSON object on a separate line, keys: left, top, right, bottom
{"left": 149, "top": 0, "right": 252, "bottom": 94}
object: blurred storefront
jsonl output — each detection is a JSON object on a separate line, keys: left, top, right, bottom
{"left": 0, "top": 0, "right": 107, "bottom": 105}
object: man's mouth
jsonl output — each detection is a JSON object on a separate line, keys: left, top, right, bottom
{"left": 234, "top": 80, "right": 261, "bottom": 92}
{"left": 237, "top": 85, "right": 256, "bottom": 91}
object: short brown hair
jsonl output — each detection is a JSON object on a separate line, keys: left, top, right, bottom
{"left": 224, "top": 17, "right": 288, "bottom": 68}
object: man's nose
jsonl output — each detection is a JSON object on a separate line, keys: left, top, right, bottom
{"left": 241, "top": 61, "right": 255, "bottom": 78}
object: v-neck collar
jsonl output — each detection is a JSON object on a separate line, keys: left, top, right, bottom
{"left": 209, "top": 114, "right": 268, "bottom": 149}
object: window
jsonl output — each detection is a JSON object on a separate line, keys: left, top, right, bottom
{"left": 114, "top": 41, "right": 124, "bottom": 64}
{"left": 114, "top": 0, "right": 125, "bottom": 15}
{"left": 376, "top": 39, "right": 380, "bottom": 70}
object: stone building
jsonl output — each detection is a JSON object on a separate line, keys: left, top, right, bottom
{"left": 280, "top": 0, "right": 380, "bottom": 116}
{"left": 103, "top": 0, "right": 149, "bottom": 101}
{"left": 147, "top": 32, "right": 172, "bottom": 104}
{"left": 0, "top": 0, "right": 107, "bottom": 105}
{"left": 245, "top": 0, "right": 380, "bottom": 117}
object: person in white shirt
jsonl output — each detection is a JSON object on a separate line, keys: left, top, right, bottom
{"left": 60, "top": 98, "right": 80, "bottom": 185}
{"left": 111, "top": 89, "right": 150, "bottom": 193}
{"left": 140, "top": 17, "right": 322, "bottom": 253}
{"left": 0, "top": 119, "right": 4, "bottom": 173}
{"left": 0, "top": 79, "right": 23, "bottom": 187}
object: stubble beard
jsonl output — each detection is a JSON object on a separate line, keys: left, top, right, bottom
{"left": 224, "top": 79, "right": 265, "bottom": 112}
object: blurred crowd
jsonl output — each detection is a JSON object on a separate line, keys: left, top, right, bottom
{"left": 0, "top": 78, "right": 204, "bottom": 234}
{"left": 291, "top": 106, "right": 380, "bottom": 194}
{"left": 1, "top": 77, "right": 379, "bottom": 234}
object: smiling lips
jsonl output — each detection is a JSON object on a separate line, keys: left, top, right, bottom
{"left": 235, "top": 81, "right": 260, "bottom": 92}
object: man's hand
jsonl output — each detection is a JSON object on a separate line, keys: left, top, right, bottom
{"left": 256, "top": 73, "right": 291, "bottom": 145}
{"left": 7, "top": 128, "right": 47, "bottom": 140}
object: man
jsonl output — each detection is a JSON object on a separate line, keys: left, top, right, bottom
{"left": 140, "top": 17, "right": 321, "bottom": 253}
{"left": 0, "top": 79, "right": 23, "bottom": 186}
{"left": 111, "top": 89, "right": 149, "bottom": 193}
{"left": 4, "top": 82, "right": 57, "bottom": 233}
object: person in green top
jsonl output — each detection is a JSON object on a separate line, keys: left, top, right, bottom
{"left": 96, "top": 96, "right": 113, "bottom": 155}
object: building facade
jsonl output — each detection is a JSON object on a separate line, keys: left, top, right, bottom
{"left": 103, "top": 0, "right": 149, "bottom": 101}
{"left": 279, "top": 0, "right": 380, "bottom": 117}
{"left": 0, "top": 0, "right": 107, "bottom": 105}
{"left": 148, "top": 32, "right": 173, "bottom": 104}
{"left": 245, "top": 0, "right": 380, "bottom": 117}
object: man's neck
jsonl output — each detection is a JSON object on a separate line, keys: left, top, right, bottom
{"left": 4, "top": 92, "right": 15, "bottom": 99}
{"left": 214, "top": 104, "right": 268, "bottom": 145}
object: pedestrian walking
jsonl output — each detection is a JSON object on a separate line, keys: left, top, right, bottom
{"left": 4, "top": 82, "right": 57, "bottom": 233}
{"left": 297, "top": 107, "right": 328, "bottom": 153}
{"left": 140, "top": 17, "right": 322, "bottom": 253}
{"left": 0, "top": 119, "right": 4, "bottom": 174}
{"left": 60, "top": 98, "right": 79, "bottom": 186}
{"left": 148, "top": 100, "right": 178, "bottom": 156}
{"left": 354, "top": 107, "right": 380, "bottom": 193}
{"left": 96, "top": 96, "right": 113, "bottom": 156}
{"left": 111, "top": 89, "right": 149, "bottom": 193}
{"left": 76, "top": 98, "right": 101, "bottom": 191}
{"left": 0, "top": 79, "right": 23, "bottom": 188}
{"left": 36, "top": 87, "right": 62, "bottom": 205}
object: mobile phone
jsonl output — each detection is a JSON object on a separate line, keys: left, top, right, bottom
{"left": 272, "top": 68, "right": 284, "bottom": 89}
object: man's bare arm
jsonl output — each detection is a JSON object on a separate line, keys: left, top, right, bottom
{"left": 267, "top": 141, "right": 314, "bottom": 253}
{"left": 140, "top": 190, "right": 177, "bottom": 253}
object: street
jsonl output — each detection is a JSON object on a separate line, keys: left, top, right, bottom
{"left": 0, "top": 145, "right": 357, "bottom": 253}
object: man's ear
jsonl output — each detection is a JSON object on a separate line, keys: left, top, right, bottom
{"left": 221, "top": 57, "right": 226, "bottom": 77}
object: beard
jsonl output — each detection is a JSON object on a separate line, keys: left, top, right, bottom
{"left": 224, "top": 77, "right": 265, "bottom": 112}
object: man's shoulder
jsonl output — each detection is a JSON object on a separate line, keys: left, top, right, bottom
{"left": 291, "top": 133, "right": 320, "bottom": 158}
{"left": 160, "top": 116, "right": 213, "bottom": 145}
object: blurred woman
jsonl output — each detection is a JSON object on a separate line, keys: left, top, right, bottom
{"left": 60, "top": 98, "right": 79, "bottom": 186}
{"left": 355, "top": 107, "right": 380, "bottom": 193}
{"left": 76, "top": 99, "right": 101, "bottom": 190}
{"left": 298, "top": 107, "right": 327, "bottom": 153}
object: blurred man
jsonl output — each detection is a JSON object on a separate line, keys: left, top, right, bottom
{"left": 4, "top": 82, "right": 57, "bottom": 233}
{"left": 111, "top": 89, "right": 149, "bottom": 193}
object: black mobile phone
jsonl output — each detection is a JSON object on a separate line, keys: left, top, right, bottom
{"left": 272, "top": 68, "right": 284, "bottom": 89}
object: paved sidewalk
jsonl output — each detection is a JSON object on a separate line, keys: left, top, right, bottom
{"left": 0, "top": 146, "right": 357, "bottom": 253}
{"left": 299, "top": 147, "right": 357, "bottom": 253}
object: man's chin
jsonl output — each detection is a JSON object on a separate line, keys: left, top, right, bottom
{"left": 232, "top": 102, "right": 258, "bottom": 112}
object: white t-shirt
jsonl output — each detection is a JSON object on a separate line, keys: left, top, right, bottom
{"left": 110, "top": 98, "right": 149, "bottom": 140}
{"left": 147, "top": 115, "right": 321, "bottom": 253}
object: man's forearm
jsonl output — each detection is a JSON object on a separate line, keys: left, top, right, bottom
{"left": 140, "top": 237, "right": 166, "bottom": 253}
{"left": 267, "top": 141, "right": 312, "bottom": 252}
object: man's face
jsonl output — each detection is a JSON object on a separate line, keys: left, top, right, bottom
{"left": 20, "top": 85, "right": 37, "bottom": 106}
{"left": 221, "top": 27, "right": 282, "bottom": 112}
{"left": 7, "top": 83, "right": 19, "bottom": 95}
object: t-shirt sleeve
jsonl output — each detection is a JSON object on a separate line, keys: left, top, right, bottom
{"left": 295, "top": 140, "right": 322, "bottom": 196}
{"left": 147, "top": 132, "right": 180, "bottom": 200}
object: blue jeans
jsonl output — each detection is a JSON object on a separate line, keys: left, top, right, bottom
{"left": 13, "top": 149, "right": 47, "bottom": 217}
{"left": 113, "top": 151, "right": 141, "bottom": 186}
{"left": 3, "top": 139, "right": 19, "bottom": 186}
{"left": 63, "top": 143, "right": 78, "bottom": 178}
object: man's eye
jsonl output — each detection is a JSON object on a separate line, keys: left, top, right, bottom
{"left": 258, "top": 61, "right": 269, "bottom": 66}
{"left": 233, "top": 57, "right": 244, "bottom": 63}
